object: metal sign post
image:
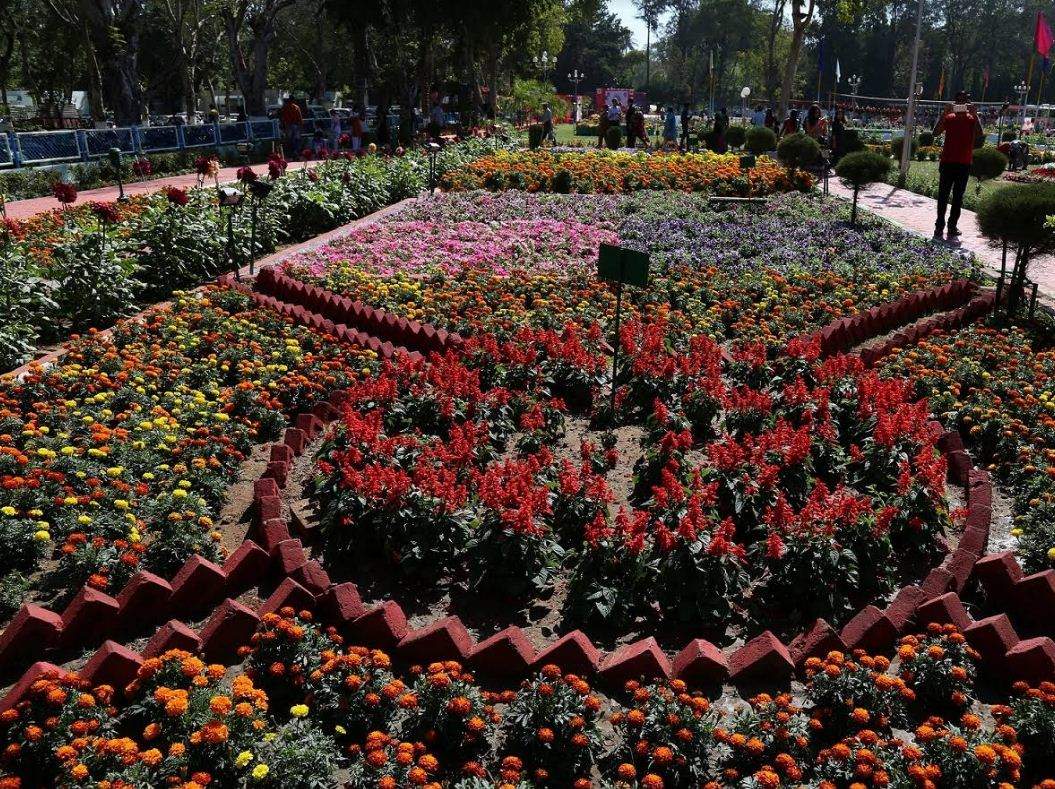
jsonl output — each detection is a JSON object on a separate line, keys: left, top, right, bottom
{"left": 597, "top": 243, "right": 650, "bottom": 415}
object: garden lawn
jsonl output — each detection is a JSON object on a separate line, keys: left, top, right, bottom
{"left": 885, "top": 159, "right": 1013, "bottom": 212}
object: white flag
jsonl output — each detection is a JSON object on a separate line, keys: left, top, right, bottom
{"left": 835, "top": 59, "right": 841, "bottom": 82}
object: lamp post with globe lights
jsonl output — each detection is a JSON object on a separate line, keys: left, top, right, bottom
{"left": 568, "top": 69, "right": 586, "bottom": 123}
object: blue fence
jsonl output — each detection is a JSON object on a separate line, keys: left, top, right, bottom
{"left": 1, "top": 120, "right": 281, "bottom": 168}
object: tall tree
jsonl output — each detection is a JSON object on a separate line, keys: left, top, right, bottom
{"left": 634, "top": 0, "right": 666, "bottom": 91}
{"left": 221, "top": 0, "right": 297, "bottom": 115}
{"left": 778, "top": 0, "right": 815, "bottom": 115}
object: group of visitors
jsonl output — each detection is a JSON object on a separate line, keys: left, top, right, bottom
{"left": 278, "top": 97, "right": 366, "bottom": 160}
{"left": 592, "top": 99, "right": 650, "bottom": 148}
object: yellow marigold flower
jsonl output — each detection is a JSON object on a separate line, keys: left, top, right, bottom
{"left": 290, "top": 704, "right": 309, "bottom": 718}
{"left": 235, "top": 751, "right": 254, "bottom": 768}
{"left": 251, "top": 763, "right": 270, "bottom": 780}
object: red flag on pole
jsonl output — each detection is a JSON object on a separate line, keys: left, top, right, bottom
{"left": 1036, "top": 11, "right": 1054, "bottom": 56}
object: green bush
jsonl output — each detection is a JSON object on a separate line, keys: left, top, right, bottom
{"left": 1002, "top": 130, "right": 1017, "bottom": 142}
{"left": 528, "top": 124, "right": 544, "bottom": 150}
{"left": 976, "top": 182, "right": 1055, "bottom": 252}
{"left": 840, "top": 128, "right": 865, "bottom": 155}
{"left": 575, "top": 123, "right": 600, "bottom": 137}
{"left": 971, "top": 146, "right": 1009, "bottom": 184}
{"left": 776, "top": 132, "right": 820, "bottom": 169}
{"left": 605, "top": 126, "right": 623, "bottom": 149}
{"left": 725, "top": 125, "right": 747, "bottom": 150}
{"left": 745, "top": 126, "right": 777, "bottom": 155}
{"left": 919, "top": 131, "right": 935, "bottom": 147}
{"left": 977, "top": 182, "right": 1055, "bottom": 315}
{"left": 835, "top": 150, "right": 892, "bottom": 226}
{"left": 888, "top": 136, "right": 918, "bottom": 157}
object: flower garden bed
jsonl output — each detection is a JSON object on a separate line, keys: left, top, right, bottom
{"left": 2, "top": 609, "right": 1054, "bottom": 787}
{"left": 0, "top": 139, "right": 509, "bottom": 373}
{"left": 5, "top": 169, "right": 1055, "bottom": 786}
{"left": 0, "top": 287, "right": 378, "bottom": 650}
{"left": 277, "top": 192, "right": 976, "bottom": 349}
{"left": 439, "top": 150, "right": 813, "bottom": 194}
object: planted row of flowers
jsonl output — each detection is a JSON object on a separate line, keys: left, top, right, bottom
{"left": 878, "top": 323, "right": 1055, "bottom": 573}
{"left": 3, "top": 611, "right": 1054, "bottom": 788}
{"left": 0, "top": 286, "right": 377, "bottom": 620}
{"left": 280, "top": 192, "right": 975, "bottom": 349}
{"left": 0, "top": 138, "right": 511, "bottom": 372}
{"left": 438, "top": 149, "right": 813, "bottom": 195}
{"left": 309, "top": 313, "right": 954, "bottom": 640}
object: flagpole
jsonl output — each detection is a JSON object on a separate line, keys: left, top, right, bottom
{"left": 1024, "top": 51, "right": 1036, "bottom": 130}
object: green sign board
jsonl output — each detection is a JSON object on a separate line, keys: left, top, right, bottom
{"left": 598, "top": 243, "right": 650, "bottom": 288}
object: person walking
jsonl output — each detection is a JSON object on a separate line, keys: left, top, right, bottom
{"left": 680, "top": 103, "right": 692, "bottom": 151}
{"left": 804, "top": 103, "right": 827, "bottom": 142}
{"left": 428, "top": 98, "right": 445, "bottom": 141}
{"left": 830, "top": 108, "right": 847, "bottom": 163}
{"left": 279, "top": 97, "right": 303, "bottom": 159}
{"left": 328, "top": 108, "right": 342, "bottom": 151}
{"left": 633, "top": 102, "right": 649, "bottom": 148}
{"left": 598, "top": 102, "right": 610, "bottom": 148}
{"left": 933, "top": 91, "right": 983, "bottom": 242}
{"left": 751, "top": 104, "right": 766, "bottom": 126}
{"left": 765, "top": 108, "right": 778, "bottom": 134}
{"left": 350, "top": 107, "right": 364, "bottom": 151}
{"left": 541, "top": 103, "right": 556, "bottom": 145}
{"left": 712, "top": 108, "right": 728, "bottom": 153}
{"left": 663, "top": 106, "right": 678, "bottom": 149}
{"left": 780, "top": 109, "right": 799, "bottom": 138}
{"left": 625, "top": 103, "right": 637, "bottom": 148}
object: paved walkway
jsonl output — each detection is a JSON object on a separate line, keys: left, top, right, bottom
{"left": 4, "top": 160, "right": 311, "bottom": 220}
{"left": 827, "top": 180, "right": 1055, "bottom": 299}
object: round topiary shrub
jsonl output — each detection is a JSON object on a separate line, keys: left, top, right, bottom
{"left": 605, "top": 126, "right": 623, "bottom": 149}
{"left": 745, "top": 125, "right": 777, "bottom": 156}
{"left": 777, "top": 132, "right": 820, "bottom": 170}
{"left": 977, "top": 182, "right": 1055, "bottom": 315}
{"left": 835, "top": 150, "right": 892, "bottom": 226}
{"left": 725, "top": 125, "right": 747, "bottom": 150}
{"left": 551, "top": 169, "right": 573, "bottom": 193}
{"left": 971, "top": 146, "right": 1009, "bottom": 186}
{"left": 919, "top": 131, "right": 935, "bottom": 147}
{"left": 528, "top": 124, "right": 544, "bottom": 150}
{"left": 1002, "top": 130, "right": 1017, "bottom": 142}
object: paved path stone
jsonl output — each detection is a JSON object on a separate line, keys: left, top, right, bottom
{"left": 827, "top": 179, "right": 1055, "bottom": 299}
{"left": 4, "top": 160, "right": 310, "bottom": 221}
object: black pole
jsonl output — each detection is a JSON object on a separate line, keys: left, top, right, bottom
{"left": 229, "top": 208, "right": 239, "bottom": 281}
{"left": 610, "top": 280, "right": 623, "bottom": 416}
{"left": 1030, "top": 282, "right": 1039, "bottom": 319}
{"left": 250, "top": 199, "right": 258, "bottom": 276}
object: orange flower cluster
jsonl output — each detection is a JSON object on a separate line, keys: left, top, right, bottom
{"left": 441, "top": 150, "right": 811, "bottom": 195}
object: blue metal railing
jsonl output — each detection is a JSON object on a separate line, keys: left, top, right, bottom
{"left": 1, "top": 120, "right": 281, "bottom": 168}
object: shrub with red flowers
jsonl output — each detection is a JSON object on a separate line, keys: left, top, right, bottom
{"left": 51, "top": 181, "right": 77, "bottom": 206}
{"left": 404, "top": 662, "right": 498, "bottom": 760}
{"left": 713, "top": 693, "right": 811, "bottom": 784}
{"left": 164, "top": 185, "right": 190, "bottom": 206}
{"left": 237, "top": 166, "right": 258, "bottom": 183}
{"left": 814, "top": 731, "right": 931, "bottom": 788}
{"left": 267, "top": 152, "right": 289, "bottom": 179}
{"left": 502, "top": 664, "right": 604, "bottom": 785}
{"left": 996, "top": 681, "right": 1055, "bottom": 782}
{"left": 345, "top": 732, "right": 442, "bottom": 789}
{"left": 611, "top": 679, "right": 718, "bottom": 785}
{"left": 914, "top": 714, "right": 1024, "bottom": 787}
{"left": 804, "top": 650, "right": 913, "bottom": 737}
{"left": 131, "top": 157, "right": 153, "bottom": 177}
{"left": 314, "top": 317, "right": 954, "bottom": 638}
{"left": 897, "top": 623, "right": 979, "bottom": 711}
{"left": 88, "top": 200, "right": 120, "bottom": 225}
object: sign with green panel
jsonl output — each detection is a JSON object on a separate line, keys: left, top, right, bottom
{"left": 597, "top": 243, "right": 650, "bottom": 287}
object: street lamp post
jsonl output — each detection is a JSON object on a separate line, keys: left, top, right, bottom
{"left": 568, "top": 69, "right": 585, "bottom": 123}
{"left": 1016, "top": 81, "right": 1029, "bottom": 135}
{"left": 899, "top": 0, "right": 926, "bottom": 184}
{"left": 534, "top": 51, "right": 552, "bottom": 82}
{"left": 848, "top": 75, "right": 862, "bottom": 110}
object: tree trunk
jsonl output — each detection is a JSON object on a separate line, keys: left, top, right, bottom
{"left": 79, "top": 0, "right": 143, "bottom": 125}
{"left": 778, "top": 0, "right": 814, "bottom": 119}
{"left": 765, "top": 0, "right": 786, "bottom": 104}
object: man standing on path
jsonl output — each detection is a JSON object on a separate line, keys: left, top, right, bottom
{"left": 932, "top": 91, "right": 983, "bottom": 242}
{"left": 279, "top": 97, "right": 303, "bottom": 160}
